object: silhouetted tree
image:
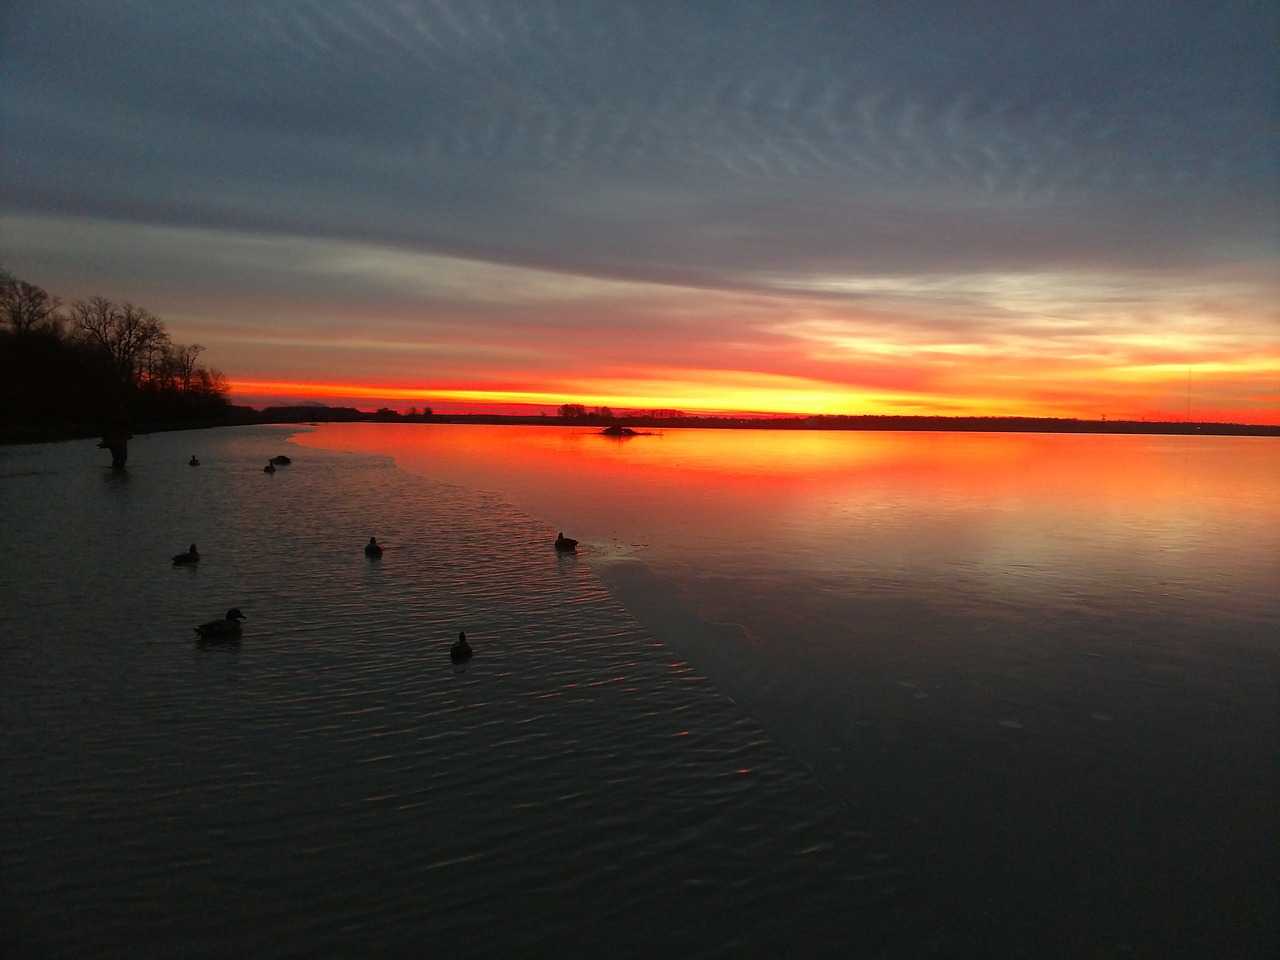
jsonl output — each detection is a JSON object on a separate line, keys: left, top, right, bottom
{"left": 71, "top": 297, "right": 167, "bottom": 397}
{"left": 1, "top": 271, "right": 231, "bottom": 446}
{"left": 0, "top": 271, "right": 62, "bottom": 335}
{"left": 558, "top": 404, "right": 586, "bottom": 419}
{"left": 195, "top": 367, "right": 229, "bottom": 401}
{"left": 173, "top": 343, "right": 203, "bottom": 393}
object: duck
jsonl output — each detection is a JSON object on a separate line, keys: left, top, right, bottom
{"left": 195, "top": 608, "right": 245, "bottom": 641}
{"left": 450, "top": 631, "right": 473, "bottom": 663}
{"left": 263, "top": 461, "right": 276, "bottom": 474}
{"left": 364, "top": 536, "right": 383, "bottom": 558}
{"left": 188, "top": 455, "right": 200, "bottom": 466}
{"left": 554, "top": 532, "right": 578, "bottom": 552}
{"left": 172, "top": 543, "right": 200, "bottom": 565}
{"left": 270, "top": 455, "right": 292, "bottom": 465}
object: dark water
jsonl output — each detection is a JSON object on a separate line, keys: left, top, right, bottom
{"left": 1, "top": 427, "right": 893, "bottom": 958}
{"left": 3, "top": 425, "right": 1277, "bottom": 956}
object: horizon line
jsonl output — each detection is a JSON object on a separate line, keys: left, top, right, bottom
{"left": 233, "top": 402, "right": 1280, "bottom": 431}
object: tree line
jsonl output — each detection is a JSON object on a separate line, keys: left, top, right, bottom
{"left": 1, "top": 268, "right": 230, "bottom": 443}
{"left": 555, "top": 404, "right": 687, "bottom": 421}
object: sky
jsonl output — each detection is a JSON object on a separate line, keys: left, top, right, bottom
{"left": 2, "top": 0, "right": 1277, "bottom": 421}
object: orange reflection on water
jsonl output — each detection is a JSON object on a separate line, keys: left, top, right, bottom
{"left": 295, "top": 422, "right": 1280, "bottom": 520}
{"left": 296, "top": 423, "right": 1280, "bottom": 619}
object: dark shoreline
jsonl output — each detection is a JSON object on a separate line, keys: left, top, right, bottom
{"left": 0, "top": 414, "right": 261, "bottom": 447}
{"left": 4, "top": 407, "right": 1277, "bottom": 446}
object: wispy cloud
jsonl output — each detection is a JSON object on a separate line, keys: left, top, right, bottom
{"left": 1, "top": 1, "right": 1276, "bottom": 420}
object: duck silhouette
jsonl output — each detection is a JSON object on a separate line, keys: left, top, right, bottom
{"left": 450, "top": 631, "right": 473, "bottom": 663}
{"left": 554, "top": 532, "right": 578, "bottom": 552}
{"left": 263, "top": 461, "right": 276, "bottom": 474}
{"left": 365, "top": 536, "right": 383, "bottom": 558}
{"left": 270, "top": 455, "right": 292, "bottom": 465}
{"left": 195, "top": 608, "right": 245, "bottom": 641}
{"left": 172, "top": 544, "right": 200, "bottom": 565}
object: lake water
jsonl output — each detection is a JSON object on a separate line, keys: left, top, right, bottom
{"left": 3, "top": 424, "right": 1277, "bottom": 956}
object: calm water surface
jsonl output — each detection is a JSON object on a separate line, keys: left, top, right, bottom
{"left": 299, "top": 423, "right": 1280, "bottom": 955}
{"left": 3, "top": 424, "right": 1277, "bottom": 956}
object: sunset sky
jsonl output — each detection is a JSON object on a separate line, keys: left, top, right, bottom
{"left": 2, "top": 1, "right": 1276, "bottom": 421}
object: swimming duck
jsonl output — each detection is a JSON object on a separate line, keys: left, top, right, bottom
{"left": 270, "top": 455, "right": 292, "bottom": 465}
{"left": 172, "top": 543, "right": 200, "bottom": 565}
{"left": 365, "top": 536, "right": 383, "bottom": 558}
{"left": 188, "top": 455, "right": 200, "bottom": 466}
{"left": 554, "top": 532, "right": 578, "bottom": 552}
{"left": 195, "top": 608, "right": 245, "bottom": 640}
{"left": 263, "top": 461, "right": 276, "bottom": 474}
{"left": 450, "top": 631, "right": 473, "bottom": 663}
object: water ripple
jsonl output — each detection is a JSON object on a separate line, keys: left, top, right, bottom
{"left": 0, "top": 428, "right": 890, "bottom": 957}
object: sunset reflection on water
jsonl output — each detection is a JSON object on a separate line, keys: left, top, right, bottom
{"left": 296, "top": 424, "right": 1280, "bottom": 607}
{"left": 306, "top": 425, "right": 1280, "bottom": 953}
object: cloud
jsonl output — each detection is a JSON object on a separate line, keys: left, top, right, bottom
{"left": 1, "top": 2, "right": 1276, "bottom": 420}
{"left": 4, "top": 2, "right": 1275, "bottom": 283}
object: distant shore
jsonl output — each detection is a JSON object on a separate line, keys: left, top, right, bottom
{"left": 4, "top": 404, "right": 1277, "bottom": 445}
{"left": 422, "top": 413, "right": 1280, "bottom": 437}
{"left": 243, "top": 405, "right": 1280, "bottom": 437}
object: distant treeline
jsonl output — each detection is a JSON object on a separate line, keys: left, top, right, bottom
{"left": 668, "top": 414, "right": 1279, "bottom": 436}
{"left": 251, "top": 405, "right": 433, "bottom": 423}
{"left": 0, "top": 268, "right": 231, "bottom": 444}
{"left": 556, "top": 403, "right": 685, "bottom": 420}
{"left": 255, "top": 405, "right": 1279, "bottom": 437}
